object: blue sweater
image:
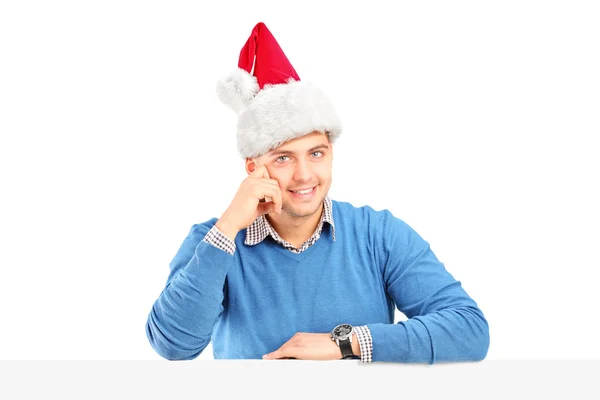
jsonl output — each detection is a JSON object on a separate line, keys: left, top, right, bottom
{"left": 146, "top": 200, "right": 489, "bottom": 363}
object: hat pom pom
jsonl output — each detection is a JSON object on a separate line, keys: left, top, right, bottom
{"left": 216, "top": 68, "right": 259, "bottom": 114}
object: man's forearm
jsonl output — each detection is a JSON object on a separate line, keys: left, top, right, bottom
{"left": 368, "top": 306, "right": 490, "bottom": 363}
{"left": 146, "top": 239, "right": 234, "bottom": 360}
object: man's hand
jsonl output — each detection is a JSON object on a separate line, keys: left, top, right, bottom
{"left": 262, "top": 332, "right": 359, "bottom": 360}
{"left": 216, "top": 164, "right": 283, "bottom": 241}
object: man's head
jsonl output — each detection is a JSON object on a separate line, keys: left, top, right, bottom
{"left": 246, "top": 131, "right": 333, "bottom": 219}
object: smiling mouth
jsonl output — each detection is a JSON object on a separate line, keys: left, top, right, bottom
{"left": 289, "top": 186, "right": 315, "bottom": 194}
{"left": 288, "top": 186, "right": 317, "bottom": 198}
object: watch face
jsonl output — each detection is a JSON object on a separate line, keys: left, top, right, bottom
{"left": 333, "top": 324, "right": 353, "bottom": 340}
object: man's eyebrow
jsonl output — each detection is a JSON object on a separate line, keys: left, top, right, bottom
{"left": 268, "top": 144, "right": 330, "bottom": 157}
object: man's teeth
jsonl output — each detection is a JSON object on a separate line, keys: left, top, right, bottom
{"left": 293, "top": 188, "right": 313, "bottom": 194}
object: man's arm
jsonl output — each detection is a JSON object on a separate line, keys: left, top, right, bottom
{"left": 368, "top": 210, "right": 490, "bottom": 363}
{"left": 145, "top": 220, "right": 235, "bottom": 360}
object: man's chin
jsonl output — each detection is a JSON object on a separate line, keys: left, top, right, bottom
{"left": 285, "top": 200, "right": 324, "bottom": 218}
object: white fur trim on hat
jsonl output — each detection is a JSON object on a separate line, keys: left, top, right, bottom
{"left": 236, "top": 79, "right": 342, "bottom": 159}
{"left": 216, "top": 68, "right": 260, "bottom": 114}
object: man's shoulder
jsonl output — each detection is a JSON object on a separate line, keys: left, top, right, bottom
{"left": 179, "top": 217, "right": 219, "bottom": 242}
{"left": 190, "top": 217, "right": 219, "bottom": 234}
{"left": 331, "top": 198, "right": 375, "bottom": 212}
{"left": 331, "top": 198, "right": 399, "bottom": 220}
{"left": 331, "top": 198, "right": 412, "bottom": 232}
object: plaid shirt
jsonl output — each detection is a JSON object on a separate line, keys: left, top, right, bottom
{"left": 203, "top": 195, "right": 373, "bottom": 363}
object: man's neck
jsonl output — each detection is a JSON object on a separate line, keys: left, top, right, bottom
{"left": 265, "top": 202, "right": 324, "bottom": 248}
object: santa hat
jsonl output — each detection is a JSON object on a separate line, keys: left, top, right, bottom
{"left": 216, "top": 22, "right": 342, "bottom": 159}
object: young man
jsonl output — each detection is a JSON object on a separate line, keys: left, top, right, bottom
{"left": 145, "top": 22, "right": 490, "bottom": 363}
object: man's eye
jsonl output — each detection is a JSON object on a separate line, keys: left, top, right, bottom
{"left": 276, "top": 156, "right": 289, "bottom": 163}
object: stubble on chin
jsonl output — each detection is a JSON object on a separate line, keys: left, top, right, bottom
{"left": 283, "top": 196, "right": 326, "bottom": 218}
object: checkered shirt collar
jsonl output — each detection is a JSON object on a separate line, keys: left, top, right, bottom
{"left": 245, "top": 195, "right": 335, "bottom": 247}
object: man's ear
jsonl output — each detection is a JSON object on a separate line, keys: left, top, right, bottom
{"left": 245, "top": 158, "right": 256, "bottom": 175}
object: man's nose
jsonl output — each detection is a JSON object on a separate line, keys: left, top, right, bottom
{"left": 293, "top": 159, "right": 312, "bottom": 181}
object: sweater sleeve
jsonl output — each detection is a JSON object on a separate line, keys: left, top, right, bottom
{"left": 145, "top": 219, "right": 235, "bottom": 360}
{"left": 368, "top": 210, "right": 490, "bottom": 363}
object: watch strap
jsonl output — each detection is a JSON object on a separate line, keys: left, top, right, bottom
{"left": 339, "top": 338, "right": 354, "bottom": 359}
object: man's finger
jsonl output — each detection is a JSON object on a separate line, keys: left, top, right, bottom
{"left": 256, "top": 201, "right": 277, "bottom": 217}
{"left": 262, "top": 349, "right": 283, "bottom": 360}
{"left": 250, "top": 163, "right": 270, "bottom": 179}
{"left": 254, "top": 178, "right": 282, "bottom": 204}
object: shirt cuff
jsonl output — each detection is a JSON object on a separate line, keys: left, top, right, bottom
{"left": 354, "top": 325, "right": 373, "bottom": 363}
{"left": 202, "top": 225, "right": 236, "bottom": 255}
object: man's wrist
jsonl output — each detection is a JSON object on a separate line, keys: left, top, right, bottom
{"left": 215, "top": 218, "right": 240, "bottom": 241}
{"left": 351, "top": 332, "right": 361, "bottom": 357}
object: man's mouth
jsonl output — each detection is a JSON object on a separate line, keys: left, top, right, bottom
{"left": 288, "top": 186, "right": 317, "bottom": 198}
{"left": 290, "top": 187, "right": 315, "bottom": 194}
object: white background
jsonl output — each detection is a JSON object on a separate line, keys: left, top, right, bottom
{"left": 1, "top": 1, "right": 598, "bottom": 361}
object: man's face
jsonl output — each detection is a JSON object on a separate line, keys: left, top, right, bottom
{"left": 250, "top": 131, "right": 333, "bottom": 219}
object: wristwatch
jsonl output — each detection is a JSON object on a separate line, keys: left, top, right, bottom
{"left": 330, "top": 323, "right": 355, "bottom": 359}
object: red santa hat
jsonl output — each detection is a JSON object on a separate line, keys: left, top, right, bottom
{"left": 216, "top": 22, "right": 342, "bottom": 159}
